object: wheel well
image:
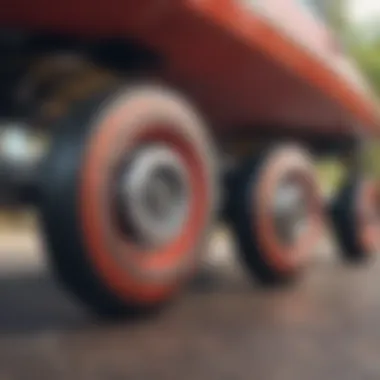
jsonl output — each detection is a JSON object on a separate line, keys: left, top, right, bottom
{"left": 0, "top": 31, "right": 162, "bottom": 119}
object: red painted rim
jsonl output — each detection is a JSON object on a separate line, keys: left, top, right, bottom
{"left": 356, "top": 180, "right": 380, "bottom": 255}
{"left": 253, "top": 148, "right": 323, "bottom": 274}
{"left": 79, "top": 91, "right": 213, "bottom": 304}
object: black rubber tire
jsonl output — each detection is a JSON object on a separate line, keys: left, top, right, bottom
{"left": 330, "top": 175, "right": 377, "bottom": 263}
{"left": 226, "top": 145, "right": 322, "bottom": 285}
{"left": 39, "top": 89, "right": 144, "bottom": 319}
{"left": 38, "top": 83, "right": 217, "bottom": 318}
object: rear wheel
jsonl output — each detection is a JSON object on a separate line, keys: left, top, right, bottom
{"left": 331, "top": 176, "right": 380, "bottom": 262}
{"left": 226, "top": 145, "right": 323, "bottom": 285}
{"left": 39, "top": 83, "right": 218, "bottom": 317}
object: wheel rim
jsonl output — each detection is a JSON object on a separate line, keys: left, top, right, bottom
{"left": 85, "top": 126, "right": 209, "bottom": 278}
{"left": 357, "top": 181, "right": 380, "bottom": 254}
{"left": 79, "top": 88, "right": 216, "bottom": 303}
{"left": 118, "top": 144, "right": 191, "bottom": 248}
{"left": 272, "top": 177, "right": 309, "bottom": 246}
{"left": 254, "top": 147, "right": 323, "bottom": 273}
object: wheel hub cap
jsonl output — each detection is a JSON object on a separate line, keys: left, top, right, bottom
{"left": 273, "top": 179, "right": 308, "bottom": 245}
{"left": 118, "top": 144, "right": 190, "bottom": 248}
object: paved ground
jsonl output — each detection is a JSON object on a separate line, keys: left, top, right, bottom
{"left": 0, "top": 216, "right": 380, "bottom": 380}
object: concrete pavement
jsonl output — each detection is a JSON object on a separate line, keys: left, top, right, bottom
{"left": 0, "top": 218, "right": 380, "bottom": 380}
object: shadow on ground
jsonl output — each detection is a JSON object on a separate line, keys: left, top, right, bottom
{"left": 0, "top": 269, "right": 89, "bottom": 334}
{"left": 1, "top": 246, "right": 380, "bottom": 380}
{"left": 0, "top": 255, "right": 367, "bottom": 335}
{"left": 0, "top": 249, "right": 255, "bottom": 336}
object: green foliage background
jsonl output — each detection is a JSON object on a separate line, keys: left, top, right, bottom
{"left": 345, "top": 7, "right": 380, "bottom": 180}
{"left": 326, "top": 0, "right": 380, "bottom": 92}
{"left": 317, "top": 1, "right": 380, "bottom": 191}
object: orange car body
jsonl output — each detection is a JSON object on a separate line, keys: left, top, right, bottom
{"left": 1, "top": 0, "right": 379, "bottom": 137}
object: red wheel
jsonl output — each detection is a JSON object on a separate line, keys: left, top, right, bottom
{"left": 40, "top": 83, "right": 218, "bottom": 317}
{"left": 331, "top": 177, "right": 380, "bottom": 261}
{"left": 227, "top": 145, "right": 324, "bottom": 284}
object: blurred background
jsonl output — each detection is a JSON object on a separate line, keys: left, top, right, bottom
{"left": 316, "top": 0, "right": 380, "bottom": 193}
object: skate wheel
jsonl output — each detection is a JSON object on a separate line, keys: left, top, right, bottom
{"left": 227, "top": 145, "right": 323, "bottom": 284}
{"left": 39, "top": 83, "right": 218, "bottom": 317}
{"left": 331, "top": 177, "right": 380, "bottom": 262}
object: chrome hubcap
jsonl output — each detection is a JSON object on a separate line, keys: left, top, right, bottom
{"left": 273, "top": 179, "right": 308, "bottom": 245}
{"left": 118, "top": 144, "right": 190, "bottom": 247}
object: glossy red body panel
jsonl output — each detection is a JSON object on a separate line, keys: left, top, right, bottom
{"left": 1, "top": 0, "right": 379, "bottom": 137}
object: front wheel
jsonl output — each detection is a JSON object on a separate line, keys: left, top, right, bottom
{"left": 39, "top": 83, "right": 218, "bottom": 318}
